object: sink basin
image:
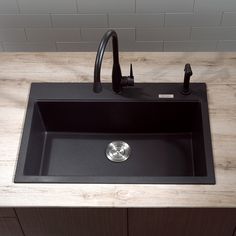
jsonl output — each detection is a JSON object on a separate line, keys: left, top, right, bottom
{"left": 15, "top": 83, "right": 215, "bottom": 184}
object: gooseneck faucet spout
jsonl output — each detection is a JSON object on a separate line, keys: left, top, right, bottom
{"left": 93, "top": 30, "right": 134, "bottom": 93}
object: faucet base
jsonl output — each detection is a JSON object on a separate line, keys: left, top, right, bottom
{"left": 93, "top": 82, "right": 102, "bottom": 93}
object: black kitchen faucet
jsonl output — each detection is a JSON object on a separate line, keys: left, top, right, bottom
{"left": 93, "top": 29, "right": 134, "bottom": 93}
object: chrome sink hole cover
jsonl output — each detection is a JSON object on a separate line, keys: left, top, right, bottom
{"left": 106, "top": 141, "right": 131, "bottom": 162}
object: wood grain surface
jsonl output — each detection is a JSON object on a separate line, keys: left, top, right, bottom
{"left": 0, "top": 52, "right": 235, "bottom": 207}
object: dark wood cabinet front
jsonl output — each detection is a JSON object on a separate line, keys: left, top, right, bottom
{"left": 16, "top": 208, "right": 127, "bottom": 236}
{"left": 128, "top": 208, "right": 236, "bottom": 236}
{"left": 1, "top": 207, "right": 235, "bottom": 236}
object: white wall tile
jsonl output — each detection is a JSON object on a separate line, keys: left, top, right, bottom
{"left": 222, "top": 12, "right": 236, "bottom": 26}
{"left": 165, "top": 13, "right": 221, "bottom": 27}
{"left": 217, "top": 40, "right": 236, "bottom": 51}
{"left": 191, "top": 27, "right": 236, "bottom": 40}
{"left": 0, "top": 0, "right": 235, "bottom": 52}
{"left": 194, "top": 0, "right": 236, "bottom": 12}
{"left": 81, "top": 28, "right": 135, "bottom": 41}
{"left": 0, "top": 29, "right": 26, "bottom": 41}
{"left": 3, "top": 42, "right": 57, "bottom": 51}
{"left": 136, "top": 28, "right": 191, "bottom": 41}
{"left": 0, "top": 0, "right": 19, "bottom": 13}
{"left": 18, "top": 0, "right": 77, "bottom": 13}
{"left": 0, "top": 14, "right": 51, "bottom": 28}
{"left": 52, "top": 14, "right": 107, "bottom": 28}
{"left": 25, "top": 28, "right": 81, "bottom": 41}
{"left": 56, "top": 42, "right": 99, "bottom": 51}
{"left": 78, "top": 0, "right": 135, "bottom": 13}
{"left": 109, "top": 14, "right": 164, "bottom": 28}
{"left": 119, "top": 41, "right": 163, "bottom": 51}
{"left": 136, "top": 0, "right": 194, "bottom": 13}
{"left": 164, "top": 40, "right": 217, "bottom": 51}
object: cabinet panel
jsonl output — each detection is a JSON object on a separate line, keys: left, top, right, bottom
{"left": 16, "top": 208, "right": 127, "bottom": 236}
{"left": 129, "top": 208, "right": 236, "bottom": 236}
{"left": 0, "top": 218, "right": 24, "bottom": 236}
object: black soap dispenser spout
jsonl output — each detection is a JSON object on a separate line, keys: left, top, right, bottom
{"left": 182, "top": 63, "right": 193, "bottom": 95}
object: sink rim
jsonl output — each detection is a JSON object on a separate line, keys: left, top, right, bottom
{"left": 14, "top": 83, "right": 215, "bottom": 184}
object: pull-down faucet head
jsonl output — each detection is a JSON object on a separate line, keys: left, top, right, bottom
{"left": 93, "top": 29, "right": 134, "bottom": 93}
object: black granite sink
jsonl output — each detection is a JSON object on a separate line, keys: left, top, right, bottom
{"left": 14, "top": 83, "right": 215, "bottom": 184}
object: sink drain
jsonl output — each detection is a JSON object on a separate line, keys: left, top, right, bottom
{"left": 106, "top": 141, "right": 131, "bottom": 162}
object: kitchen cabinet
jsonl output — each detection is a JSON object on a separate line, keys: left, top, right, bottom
{"left": 1, "top": 207, "right": 236, "bottom": 236}
{"left": 128, "top": 208, "right": 236, "bottom": 236}
{"left": 16, "top": 208, "right": 127, "bottom": 236}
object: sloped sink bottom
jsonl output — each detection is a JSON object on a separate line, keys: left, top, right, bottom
{"left": 15, "top": 83, "right": 215, "bottom": 184}
{"left": 41, "top": 132, "right": 194, "bottom": 177}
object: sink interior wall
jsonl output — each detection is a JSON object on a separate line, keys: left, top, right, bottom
{"left": 24, "top": 105, "right": 46, "bottom": 175}
{"left": 23, "top": 101, "right": 207, "bottom": 177}
{"left": 36, "top": 101, "right": 200, "bottom": 133}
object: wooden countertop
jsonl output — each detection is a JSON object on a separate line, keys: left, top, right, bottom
{"left": 0, "top": 52, "right": 235, "bottom": 207}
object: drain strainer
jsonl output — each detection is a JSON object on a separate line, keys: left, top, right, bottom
{"left": 106, "top": 141, "right": 131, "bottom": 162}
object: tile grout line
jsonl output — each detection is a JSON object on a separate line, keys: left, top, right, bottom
{"left": 189, "top": 26, "right": 193, "bottom": 41}
{"left": 55, "top": 41, "right": 59, "bottom": 52}
{"left": 49, "top": 13, "right": 54, "bottom": 28}
{"left": 192, "top": 0, "right": 196, "bottom": 12}
{"left": 80, "top": 28, "right": 83, "bottom": 41}
{"left": 24, "top": 28, "right": 28, "bottom": 41}
{"left": 75, "top": 0, "right": 79, "bottom": 13}
{"left": 15, "top": 0, "right": 21, "bottom": 14}
{"left": 164, "top": 12, "right": 166, "bottom": 27}
{"left": 107, "top": 13, "right": 110, "bottom": 28}
{"left": 220, "top": 11, "right": 224, "bottom": 26}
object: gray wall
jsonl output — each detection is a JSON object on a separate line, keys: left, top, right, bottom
{"left": 0, "top": 0, "right": 236, "bottom": 52}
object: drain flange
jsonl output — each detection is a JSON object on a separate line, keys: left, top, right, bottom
{"left": 106, "top": 141, "right": 131, "bottom": 162}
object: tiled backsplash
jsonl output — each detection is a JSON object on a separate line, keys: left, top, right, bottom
{"left": 0, "top": 0, "right": 235, "bottom": 51}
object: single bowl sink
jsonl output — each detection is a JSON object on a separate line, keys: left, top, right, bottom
{"left": 15, "top": 83, "right": 215, "bottom": 184}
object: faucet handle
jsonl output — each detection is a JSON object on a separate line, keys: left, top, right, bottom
{"left": 184, "top": 63, "right": 192, "bottom": 76}
{"left": 121, "top": 63, "right": 134, "bottom": 87}
{"left": 127, "top": 64, "right": 134, "bottom": 86}
{"left": 182, "top": 63, "right": 193, "bottom": 95}
{"left": 130, "top": 64, "right": 134, "bottom": 79}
